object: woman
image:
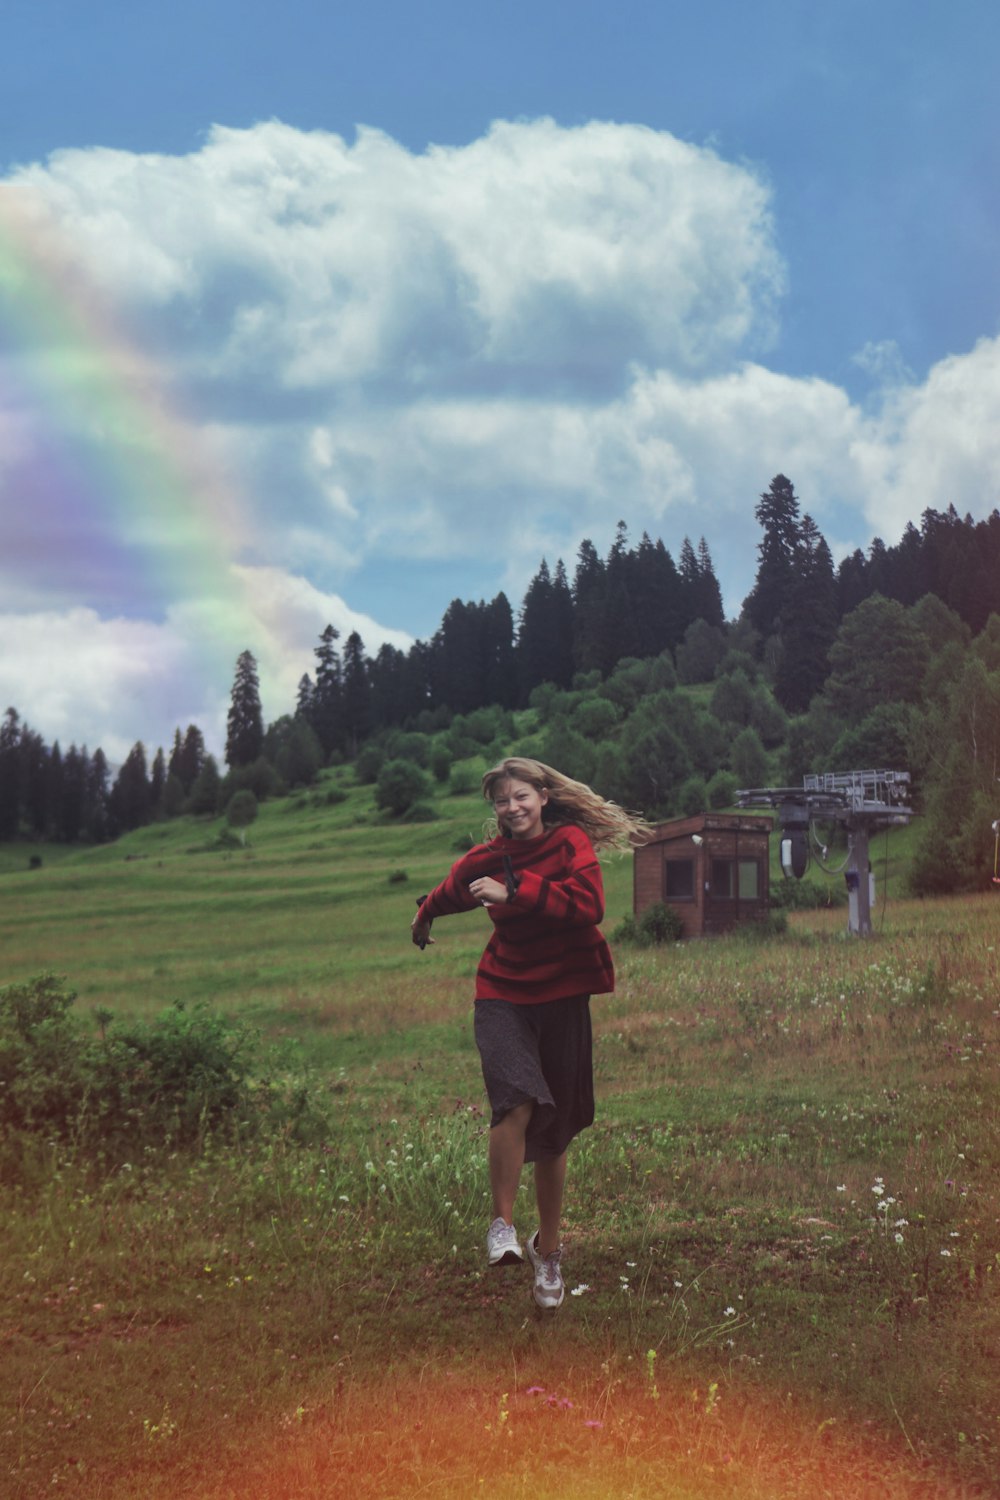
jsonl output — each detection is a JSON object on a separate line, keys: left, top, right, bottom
{"left": 411, "top": 756, "right": 645, "bottom": 1309}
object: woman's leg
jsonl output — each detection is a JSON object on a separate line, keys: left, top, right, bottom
{"left": 488, "top": 1100, "right": 533, "bottom": 1223}
{"left": 534, "top": 1150, "right": 567, "bottom": 1256}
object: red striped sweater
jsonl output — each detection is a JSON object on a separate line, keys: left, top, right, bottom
{"left": 417, "top": 823, "right": 614, "bottom": 1004}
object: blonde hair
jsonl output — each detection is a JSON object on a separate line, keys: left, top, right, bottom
{"left": 482, "top": 756, "right": 648, "bottom": 852}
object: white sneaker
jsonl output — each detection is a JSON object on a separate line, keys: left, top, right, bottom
{"left": 486, "top": 1216, "right": 524, "bottom": 1267}
{"left": 526, "top": 1230, "right": 564, "bottom": 1308}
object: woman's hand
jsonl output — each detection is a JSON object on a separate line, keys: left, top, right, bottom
{"left": 468, "top": 876, "right": 508, "bottom": 907}
{"left": 411, "top": 916, "right": 434, "bottom": 948}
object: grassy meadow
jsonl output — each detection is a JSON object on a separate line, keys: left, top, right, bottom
{"left": 2, "top": 770, "right": 999, "bottom": 1498}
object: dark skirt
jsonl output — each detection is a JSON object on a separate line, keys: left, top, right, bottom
{"left": 473, "top": 994, "right": 594, "bottom": 1162}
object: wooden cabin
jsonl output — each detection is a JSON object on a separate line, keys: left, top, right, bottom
{"left": 633, "top": 812, "right": 773, "bottom": 938}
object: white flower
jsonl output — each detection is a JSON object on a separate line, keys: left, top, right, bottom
{"left": 940, "top": 1249, "right": 952, "bottom": 1257}
{"left": 570, "top": 1284, "right": 591, "bottom": 1296}
{"left": 836, "top": 1185, "right": 846, "bottom": 1193}
{"left": 724, "top": 1306, "right": 736, "bottom": 1317}
{"left": 894, "top": 1233, "right": 904, "bottom": 1244}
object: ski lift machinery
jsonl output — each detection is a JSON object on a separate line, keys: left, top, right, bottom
{"left": 736, "top": 770, "right": 914, "bottom": 937}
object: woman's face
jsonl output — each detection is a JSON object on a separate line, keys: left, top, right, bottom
{"left": 493, "top": 776, "right": 548, "bottom": 840}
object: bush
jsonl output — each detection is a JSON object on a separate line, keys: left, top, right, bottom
{"left": 225, "top": 789, "right": 258, "bottom": 844}
{"left": 612, "top": 903, "right": 684, "bottom": 946}
{"left": 375, "top": 759, "right": 429, "bottom": 817}
{"left": 0, "top": 975, "right": 267, "bottom": 1155}
{"left": 677, "top": 775, "right": 708, "bottom": 817}
{"left": 706, "top": 769, "right": 739, "bottom": 809}
{"left": 448, "top": 758, "right": 485, "bottom": 796}
{"left": 355, "top": 744, "right": 386, "bottom": 784}
{"left": 770, "top": 878, "right": 843, "bottom": 910}
{"left": 223, "top": 756, "right": 283, "bottom": 803}
{"left": 734, "top": 911, "right": 789, "bottom": 941}
{"left": 402, "top": 802, "right": 438, "bottom": 823}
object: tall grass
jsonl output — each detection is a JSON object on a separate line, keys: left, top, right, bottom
{"left": 1, "top": 777, "right": 998, "bottom": 1498}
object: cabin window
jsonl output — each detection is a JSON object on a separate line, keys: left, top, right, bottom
{"left": 709, "top": 858, "right": 760, "bottom": 900}
{"left": 664, "top": 858, "right": 695, "bottom": 901}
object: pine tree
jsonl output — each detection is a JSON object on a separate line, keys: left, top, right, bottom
{"left": 341, "top": 632, "right": 371, "bottom": 755}
{"left": 695, "top": 538, "right": 725, "bottom": 627}
{"left": 59, "top": 745, "right": 87, "bottom": 842}
{"left": 743, "top": 474, "right": 802, "bottom": 640}
{"left": 312, "top": 625, "right": 343, "bottom": 756}
{"left": 226, "top": 650, "right": 265, "bottom": 769}
{"left": 572, "top": 538, "right": 607, "bottom": 674}
{"left": 0, "top": 708, "right": 21, "bottom": 840}
{"left": 86, "top": 749, "right": 111, "bottom": 841}
{"left": 150, "top": 747, "right": 166, "bottom": 814}
{"left": 174, "top": 725, "right": 206, "bottom": 793}
{"left": 483, "top": 592, "right": 519, "bottom": 708}
{"left": 110, "top": 743, "right": 151, "bottom": 834}
{"left": 517, "top": 561, "right": 557, "bottom": 702}
{"left": 774, "top": 514, "right": 838, "bottom": 713}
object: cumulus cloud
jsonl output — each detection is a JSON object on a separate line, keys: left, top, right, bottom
{"left": 1, "top": 116, "right": 999, "bottom": 756}
{"left": 0, "top": 571, "right": 411, "bottom": 762}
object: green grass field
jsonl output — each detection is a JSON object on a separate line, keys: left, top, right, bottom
{"left": 2, "top": 775, "right": 999, "bottom": 1499}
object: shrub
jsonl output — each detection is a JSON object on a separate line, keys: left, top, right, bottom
{"left": 225, "top": 789, "right": 258, "bottom": 844}
{"left": 402, "top": 802, "right": 438, "bottom": 823}
{"left": 638, "top": 902, "right": 685, "bottom": 945}
{"left": 612, "top": 903, "right": 684, "bottom": 946}
{"left": 734, "top": 911, "right": 788, "bottom": 941}
{"left": 770, "top": 878, "right": 843, "bottom": 910}
{"left": 0, "top": 975, "right": 267, "bottom": 1155}
{"left": 677, "top": 775, "right": 708, "bottom": 816}
{"left": 429, "top": 744, "right": 451, "bottom": 783}
{"left": 355, "top": 744, "right": 385, "bottom": 784}
{"left": 706, "top": 769, "right": 739, "bottom": 809}
{"left": 223, "top": 756, "right": 283, "bottom": 803}
{"left": 375, "top": 759, "right": 429, "bottom": 816}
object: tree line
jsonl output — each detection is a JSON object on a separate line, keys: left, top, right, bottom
{"left": 4, "top": 482, "right": 1000, "bottom": 889}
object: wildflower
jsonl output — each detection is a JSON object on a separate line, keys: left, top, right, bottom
{"left": 894, "top": 1234, "right": 904, "bottom": 1244}
{"left": 570, "top": 1284, "right": 590, "bottom": 1296}
{"left": 338, "top": 1194, "right": 349, "bottom": 1203}
{"left": 871, "top": 1182, "right": 885, "bottom": 1197}
{"left": 894, "top": 1218, "right": 908, "bottom": 1228}
{"left": 724, "top": 1306, "right": 736, "bottom": 1317}
{"left": 940, "top": 1249, "right": 952, "bottom": 1257}
{"left": 526, "top": 1386, "right": 546, "bottom": 1396}
{"left": 836, "top": 1185, "right": 846, "bottom": 1193}
{"left": 674, "top": 1280, "right": 683, "bottom": 1289}
{"left": 584, "top": 1419, "right": 604, "bottom": 1429}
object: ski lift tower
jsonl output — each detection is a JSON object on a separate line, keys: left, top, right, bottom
{"left": 736, "top": 770, "right": 914, "bottom": 936}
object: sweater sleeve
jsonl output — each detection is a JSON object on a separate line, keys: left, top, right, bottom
{"left": 417, "top": 849, "right": 482, "bottom": 924}
{"left": 502, "top": 827, "right": 605, "bottom": 927}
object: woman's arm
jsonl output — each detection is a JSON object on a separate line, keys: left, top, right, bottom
{"left": 500, "top": 829, "right": 605, "bottom": 926}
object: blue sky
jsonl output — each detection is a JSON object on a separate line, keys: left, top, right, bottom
{"left": 2, "top": 0, "right": 999, "bottom": 757}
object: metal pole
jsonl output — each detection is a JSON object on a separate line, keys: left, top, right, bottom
{"left": 845, "top": 819, "right": 872, "bottom": 937}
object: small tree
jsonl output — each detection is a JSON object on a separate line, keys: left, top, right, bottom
{"left": 375, "top": 759, "right": 428, "bottom": 817}
{"left": 225, "top": 789, "right": 258, "bottom": 846}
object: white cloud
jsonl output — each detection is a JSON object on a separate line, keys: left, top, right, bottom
{"left": 0, "top": 570, "right": 411, "bottom": 762}
{"left": 853, "top": 335, "right": 1000, "bottom": 542}
{"left": 2, "top": 116, "right": 1000, "bottom": 758}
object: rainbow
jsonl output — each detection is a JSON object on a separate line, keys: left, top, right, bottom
{"left": 0, "top": 182, "right": 260, "bottom": 671}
